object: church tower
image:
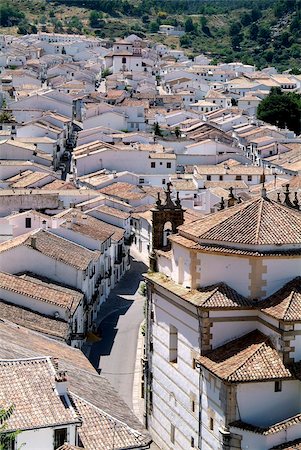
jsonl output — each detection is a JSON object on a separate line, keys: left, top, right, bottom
{"left": 150, "top": 182, "right": 184, "bottom": 271}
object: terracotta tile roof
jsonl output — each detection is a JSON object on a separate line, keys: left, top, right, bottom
{"left": 260, "top": 278, "right": 301, "bottom": 321}
{"left": 0, "top": 299, "right": 68, "bottom": 339}
{"left": 145, "top": 272, "right": 253, "bottom": 309}
{"left": 99, "top": 182, "right": 149, "bottom": 202}
{"left": 231, "top": 413, "right": 301, "bottom": 435}
{"left": 70, "top": 394, "right": 151, "bottom": 450}
{"left": 204, "top": 180, "right": 248, "bottom": 189}
{"left": 57, "top": 445, "right": 82, "bottom": 450}
{"left": 41, "top": 180, "right": 75, "bottom": 190}
{"left": 93, "top": 205, "right": 130, "bottom": 220}
{"left": 58, "top": 209, "right": 124, "bottom": 243}
{"left": 0, "top": 272, "right": 82, "bottom": 314}
{"left": 0, "top": 357, "right": 80, "bottom": 432}
{"left": 0, "top": 230, "right": 100, "bottom": 270}
{"left": 270, "top": 438, "right": 301, "bottom": 449}
{"left": 0, "top": 321, "right": 149, "bottom": 435}
{"left": 198, "top": 330, "right": 293, "bottom": 382}
{"left": 178, "top": 197, "right": 301, "bottom": 246}
{"left": 171, "top": 179, "right": 196, "bottom": 191}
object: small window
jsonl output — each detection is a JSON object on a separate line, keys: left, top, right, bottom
{"left": 25, "top": 217, "right": 32, "bottom": 228}
{"left": 170, "top": 424, "right": 175, "bottom": 444}
{"left": 219, "top": 175, "right": 223, "bottom": 181}
{"left": 235, "top": 175, "right": 242, "bottom": 180}
{"left": 210, "top": 417, "right": 214, "bottom": 431}
{"left": 275, "top": 380, "right": 282, "bottom": 392}
{"left": 248, "top": 175, "right": 252, "bottom": 182}
{"left": 151, "top": 162, "right": 156, "bottom": 168}
{"left": 206, "top": 175, "right": 211, "bottom": 181}
{"left": 122, "top": 57, "right": 126, "bottom": 64}
{"left": 169, "top": 325, "right": 178, "bottom": 363}
{"left": 167, "top": 162, "right": 171, "bottom": 169}
{"left": 139, "top": 178, "right": 145, "bottom": 184}
{"left": 54, "top": 428, "right": 67, "bottom": 449}
{"left": 162, "top": 179, "right": 166, "bottom": 185}
{"left": 5, "top": 439, "right": 15, "bottom": 450}
{"left": 191, "top": 399, "right": 195, "bottom": 412}
{"left": 191, "top": 437, "right": 195, "bottom": 447}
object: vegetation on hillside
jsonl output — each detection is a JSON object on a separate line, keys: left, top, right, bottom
{"left": 1, "top": 0, "right": 300, "bottom": 71}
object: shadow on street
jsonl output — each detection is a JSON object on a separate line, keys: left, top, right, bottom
{"left": 89, "top": 256, "right": 148, "bottom": 371}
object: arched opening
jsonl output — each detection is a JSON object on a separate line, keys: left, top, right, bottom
{"left": 163, "top": 221, "right": 172, "bottom": 248}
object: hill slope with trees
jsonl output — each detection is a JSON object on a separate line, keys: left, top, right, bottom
{"left": 1, "top": 0, "right": 300, "bottom": 71}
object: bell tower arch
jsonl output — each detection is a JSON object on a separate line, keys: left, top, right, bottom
{"left": 150, "top": 182, "right": 185, "bottom": 271}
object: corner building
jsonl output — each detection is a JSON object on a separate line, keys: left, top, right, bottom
{"left": 145, "top": 189, "right": 301, "bottom": 450}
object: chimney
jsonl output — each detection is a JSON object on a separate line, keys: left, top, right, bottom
{"left": 31, "top": 236, "right": 37, "bottom": 249}
{"left": 55, "top": 370, "right": 68, "bottom": 396}
{"left": 71, "top": 212, "right": 77, "bottom": 224}
{"left": 66, "top": 218, "right": 72, "bottom": 229}
{"left": 51, "top": 357, "right": 59, "bottom": 370}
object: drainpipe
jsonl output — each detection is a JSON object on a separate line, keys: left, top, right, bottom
{"left": 196, "top": 362, "right": 203, "bottom": 449}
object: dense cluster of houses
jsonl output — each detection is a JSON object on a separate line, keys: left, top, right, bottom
{"left": 0, "top": 31, "right": 300, "bottom": 449}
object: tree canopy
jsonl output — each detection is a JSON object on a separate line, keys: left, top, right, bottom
{"left": 257, "top": 87, "right": 301, "bottom": 135}
{"left": 0, "top": 405, "right": 21, "bottom": 450}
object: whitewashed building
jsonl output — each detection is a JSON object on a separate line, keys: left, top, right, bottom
{"left": 144, "top": 185, "right": 301, "bottom": 450}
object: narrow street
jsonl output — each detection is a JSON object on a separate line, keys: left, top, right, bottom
{"left": 89, "top": 255, "right": 147, "bottom": 409}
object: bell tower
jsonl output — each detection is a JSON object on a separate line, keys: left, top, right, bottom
{"left": 150, "top": 182, "right": 184, "bottom": 271}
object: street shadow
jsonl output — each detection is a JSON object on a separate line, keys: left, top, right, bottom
{"left": 89, "top": 295, "right": 134, "bottom": 369}
{"left": 113, "top": 257, "right": 148, "bottom": 296}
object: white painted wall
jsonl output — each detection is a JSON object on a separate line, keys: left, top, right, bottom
{"left": 237, "top": 380, "right": 301, "bottom": 427}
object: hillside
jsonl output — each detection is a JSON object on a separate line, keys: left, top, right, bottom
{"left": 1, "top": 0, "right": 300, "bottom": 72}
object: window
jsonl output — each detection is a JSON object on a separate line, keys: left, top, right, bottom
{"left": 170, "top": 424, "right": 175, "bottom": 444}
{"left": 54, "top": 428, "right": 67, "bottom": 449}
{"left": 206, "top": 175, "right": 211, "bottom": 181}
{"left": 275, "top": 380, "right": 282, "bottom": 392}
{"left": 248, "top": 175, "right": 252, "bottom": 182}
{"left": 219, "top": 175, "right": 223, "bottom": 181}
{"left": 160, "top": 162, "right": 162, "bottom": 165}
{"left": 25, "top": 217, "right": 32, "bottom": 228}
{"left": 235, "top": 175, "right": 242, "bottom": 180}
{"left": 167, "top": 162, "right": 171, "bottom": 169}
{"left": 162, "top": 179, "right": 166, "bottom": 185}
{"left": 151, "top": 162, "right": 156, "bottom": 168}
{"left": 139, "top": 178, "right": 145, "bottom": 184}
{"left": 122, "top": 57, "right": 126, "bottom": 64}
{"left": 6, "top": 440, "right": 15, "bottom": 450}
{"left": 191, "top": 437, "right": 195, "bottom": 447}
{"left": 191, "top": 399, "right": 195, "bottom": 412}
{"left": 210, "top": 417, "right": 214, "bottom": 431}
{"left": 169, "top": 325, "right": 178, "bottom": 363}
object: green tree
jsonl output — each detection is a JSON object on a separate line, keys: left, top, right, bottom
{"left": 149, "top": 21, "right": 159, "bottom": 33}
{"left": 229, "top": 22, "right": 241, "bottom": 36}
{"left": 0, "top": 405, "right": 21, "bottom": 449}
{"left": 153, "top": 122, "right": 163, "bottom": 137}
{"left": 0, "top": 111, "right": 13, "bottom": 123}
{"left": 257, "top": 87, "right": 301, "bottom": 135}
{"left": 89, "top": 11, "right": 103, "bottom": 28}
{"left": 240, "top": 12, "right": 252, "bottom": 26}
{"left": 184, "top": 17, "right": 194, "bottom": 33}
{"left": 0, "top": 3, "right": 25, "bottom": 26}
{"left": 174, "top": 126, "right": 181, "bottom": 139}
{"left": 249, "top": 22, "right": 259, "bottom": 40}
